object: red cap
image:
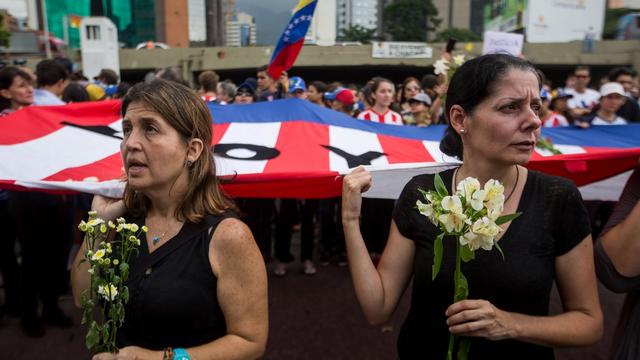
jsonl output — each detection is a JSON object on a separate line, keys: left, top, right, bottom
{"left": 335, "top": 89, "right": 355, "bottom": 106}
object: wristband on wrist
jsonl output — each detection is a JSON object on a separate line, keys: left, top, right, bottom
{"left": 173, "top": 348, "right": 191, "bottom": 360}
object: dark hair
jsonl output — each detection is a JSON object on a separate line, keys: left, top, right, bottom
{"left": 0, "top": 66, "right": 33, "bottom": 110}
{"left": 114, "top": 82, "right": 132, "bottom": 99}
{"left": 574, "top": 65, "right": 590, "bottom": 75}
{"left": 439, "top": 54, "right": 541, "bottom": 160}
{"left": 257, "top": 65, "right": 269, "bottom": 74}
{"left": 609, "top": 66, "right": 637, "bottom": 82}
{"left": 198, "top": 70, "right": 220, "bottom": 92}
{"left": 156, "top": 66, "right": 190, "bottom": 87}
{"left": 309, "top": 81, "right": 327, "bottom": 93}
{"left": 400, "top": 76, "right": 420, "bottom": 104}
{"left": 97, "top": 69, "right": 119, "bottom": 85}
{"left": 421, "top": 74, "right": 439, "bottom": 91}
{"left": 121, "top": 79, "right": 236, "bottom": 222}
{"left": 35, "top": 59, "right": 69, "bottom": 87}
{"left": 62, "top": 82, "right": 90, "bottom": 103}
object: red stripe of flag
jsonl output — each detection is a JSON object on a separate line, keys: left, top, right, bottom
{"left": 44, "top": 152, "right": 123, "bottom": 182}
{"left": 377, "top": 134, "right": 434, "bottom": 163}
{"left": 212, "top": 123, "right": 230, "bottom": 145}
{"left": 267, "top": 40, "right": 305, "bottom": 80}
{"left": 264, "top": 121, "right": 329, "bottom": 172}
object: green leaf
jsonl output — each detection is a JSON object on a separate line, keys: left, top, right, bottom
{"left": 432, "top": 233, "right": 444, "bottom": 280}
{"left": 434, "top": 173, "right": 448, "bottom": 198}
{"left": 494, "top": 212, "right": 522, "bottom": 225}
{"left": 417, "top": 187, "right": 430, "bottom": 198}
{"left": 102, "top": 324, "right": 110, "bottom": 346}
{"left": 460, "top": 244, "right": 475, "bottom": 263}
{"left": 457, "top": 337, "right": 471, "bottom": 360}
{"left": 455, "top": 272, "right": 468, "bottom": 302}
{"left": 494, "top": 242, "right": 505, "bottom": 261}
{"left": 86, "top": 321, "right": 100, "bottom": 350}
{"left": 121, "top": 286, "right": 130, "bottom": 304}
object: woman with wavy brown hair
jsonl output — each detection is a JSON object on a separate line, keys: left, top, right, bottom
{"left": 71, "top": 79, "right": 268, "bottom": 360}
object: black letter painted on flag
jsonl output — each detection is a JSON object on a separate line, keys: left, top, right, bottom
{"left": 321, "top": 145, "right": 385, "bottom": 168}
{"left": 213, "top": 143, "right": 281, "bottom": 161}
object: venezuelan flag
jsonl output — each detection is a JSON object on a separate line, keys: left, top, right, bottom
{"left": 267, "top": 0, "right": 317, "bottom": 79}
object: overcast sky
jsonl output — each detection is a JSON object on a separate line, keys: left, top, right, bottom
{"left": 235, "top": 0, "right": 298, "bottom": 45}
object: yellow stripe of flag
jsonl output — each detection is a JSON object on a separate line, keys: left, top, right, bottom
{"left": 293, "top": 0, "right": 316, "bottom": 13}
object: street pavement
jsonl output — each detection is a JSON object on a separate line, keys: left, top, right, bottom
{"left": 0, "top": 233, "right": 625, "bottom": 360}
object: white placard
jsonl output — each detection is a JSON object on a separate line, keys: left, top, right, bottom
{"left": 371, "top": 41, "right": 433, "bottom": 59}
{"left": 526, "top": 0, "right": 606, "bottom": 43}
{"left": 482, "top": 31, "right": 524, "bottom": 56}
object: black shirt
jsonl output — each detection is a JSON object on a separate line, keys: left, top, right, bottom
{"left": 595, "top": 167, "right": 640, "bottom": 360}
{"left": 117, "top": 213, "right": 234, "bottom": 350}
{"left": 392, "top": 168, "right": 591, "bottom": 359}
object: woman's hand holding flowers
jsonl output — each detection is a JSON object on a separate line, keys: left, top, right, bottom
{"left": 446, "top": 299, "right": 520, "bottom": 341}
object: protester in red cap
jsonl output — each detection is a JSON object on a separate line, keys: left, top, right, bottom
{"left": 325, "top": 88, "right": 356, "bottom": 116}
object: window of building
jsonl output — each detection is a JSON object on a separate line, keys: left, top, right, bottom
{"left": 86, "top": 25, "right": 101, "bottom": 40}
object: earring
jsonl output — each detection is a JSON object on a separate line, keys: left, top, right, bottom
{"left": 459, "top": 128, "right": 466, "bottom": 134}
{"left": 186, "top": 160, "right": 193, "bottom": 167}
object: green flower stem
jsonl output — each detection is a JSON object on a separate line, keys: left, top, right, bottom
{"left": 447, "top": 239, "right": 462, "bottom": 360}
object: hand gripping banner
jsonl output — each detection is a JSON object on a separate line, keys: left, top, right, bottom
{"left": 1, "top": 99, "right": 639, "bottom": 201}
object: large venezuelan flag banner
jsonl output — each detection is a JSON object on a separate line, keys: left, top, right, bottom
{"left": 1, "top": 99, "right": 639, "bottom": 201}
{"left": 267, "top": 0, "right": 317, "bottom": 79}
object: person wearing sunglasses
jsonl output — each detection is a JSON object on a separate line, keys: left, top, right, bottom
{"left": 567, "top": 66, "right": 600, "bottom": 119}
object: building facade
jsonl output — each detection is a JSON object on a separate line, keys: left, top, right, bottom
{"left": 226, "top": 12, "right": 255, "bottom": 47}
{"left": 336, "top": 0, "right": 379, "bottom": 38}
{"left": 305, "top": 0, "right": 336, "bottom": 45}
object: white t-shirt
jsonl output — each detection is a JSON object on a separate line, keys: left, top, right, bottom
{"left": 543, "top": 112, "right": 570, "bottom": 127}
{"left": 591, "top": 115, "right": 627, "bottom": 126}
{"left": 567, "top": 88, "right": 600, "bottom": 110}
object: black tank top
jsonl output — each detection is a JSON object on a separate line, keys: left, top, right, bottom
{"left": 116, "top": 212, "right": 234, "bottom": 350}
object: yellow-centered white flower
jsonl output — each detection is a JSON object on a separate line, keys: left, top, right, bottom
{"left": 97, "top": 284, "right": 118, "bottom": 301}
{"left": 433, "top": 59, "right": 450, "bottom": 75}
{"left": 441, "top": 195, "right": 463, "bottom": 214}
{"left": 438, "top": 212, "right": 467, "bottom": 233}
{"left": 453, "top": 54, "right": 465, "bottom": 66}
{"left": 91, "top": 249, "right": 106, "bottom": 261}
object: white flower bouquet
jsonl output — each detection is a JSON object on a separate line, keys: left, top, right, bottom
{"left": 417, "top": 174, "right": 521, "bottom": 360}
{"left": 77, "top": 211, "right": 146, "bottom": 353}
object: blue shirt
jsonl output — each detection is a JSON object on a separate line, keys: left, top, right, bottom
{"left": 34, "top": 89, "right": 65, "bottom": 105}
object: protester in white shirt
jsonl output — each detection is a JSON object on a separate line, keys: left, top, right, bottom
{"left": 567, "top": 66, "right": 600, "bottom": 118}
{"left": 591, "top": 82, "right": 628, "bottom": 126}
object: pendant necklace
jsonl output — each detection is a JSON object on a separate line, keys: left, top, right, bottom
{"left": 151, "top": 230, "right": 168, "bottom": 245}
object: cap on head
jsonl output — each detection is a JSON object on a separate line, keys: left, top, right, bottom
{"left": 409, "top": 92, "right": 432, "bottom": 106}
{"left": 324, "top": 88, "right": 355, "bottom": 106}
{"left": 288, "top": 76, "right": 306, "bottom": 94}
{"left": 237, "top": 81, "right": 256, "bottom": 95}
{"left": 599, "top": 82, "right": 625, "bottom": 97}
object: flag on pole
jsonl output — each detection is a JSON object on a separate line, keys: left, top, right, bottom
{"left": 267, "top": 0, "right": 318, "bottom": 80}
{"left": 69, "top": 14, "right": 82, "bottom": 28}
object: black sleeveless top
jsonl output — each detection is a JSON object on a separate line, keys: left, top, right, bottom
{"left": 116, "top": 212, "right": 235, "bottom": 350}
{"left": 393, "top": 169, "right": 591, "bottom": 359}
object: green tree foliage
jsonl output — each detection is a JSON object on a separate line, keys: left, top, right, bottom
{"left": 383, "top": 0, "right": 441, "bottom": 41}
{"left": 602, "top": 8, "right": 636, "bottom": 39}
{"left": 337, "top": 25, "right": 377, "bottom": 44}
{"left": 434, "top": 27, "right": 481, "bottom": 43}
{"left": 0, "top": 13, "right": 11, "bottom": 48}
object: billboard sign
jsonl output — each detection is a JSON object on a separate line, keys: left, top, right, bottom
{"left": 483, "top": 0, "right": 528, "bottom": 32}
{"left": 526, "top": 0, "right": 607, "bottom": 43}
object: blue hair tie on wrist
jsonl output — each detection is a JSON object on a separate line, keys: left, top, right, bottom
{"left": 173, "top": 348, "right": 191, "bottom": 360}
